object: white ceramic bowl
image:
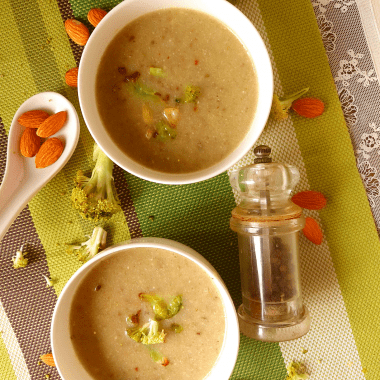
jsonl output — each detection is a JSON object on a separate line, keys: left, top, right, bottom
{"left": 51, "top": 237, "right": 240, "bottom": 380}
{"left": 78, "top": 0, "right": 273, "bottom": 184}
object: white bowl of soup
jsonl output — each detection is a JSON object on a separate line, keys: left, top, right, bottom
{"left": 78, "top": 0, "right": 273, "bottom": 184}
{"left": 51, "top": 237, "right": 240, "bottom": 380}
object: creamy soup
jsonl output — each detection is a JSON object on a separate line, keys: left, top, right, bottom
{"left": 70, "top": 247, "right": 226, "bottom": 380}
{"left": 96, "top": 8, "right": 258, "bottom": 174}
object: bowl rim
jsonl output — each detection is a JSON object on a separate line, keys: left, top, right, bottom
{"left": 51, "top": 237, "right": 240, "bottom": 380}
{"left": 78, "top": 0, "right": 273, "bottom": 184}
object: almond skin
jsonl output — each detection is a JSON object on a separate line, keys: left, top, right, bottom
{"left": 88, "top": 8, "right": 107, "bottom": 27}
{"left": 40, "top": 353, "right": 56, "bottom": 367}
{"left": 37, "top": 111, "right": 67, "bottom": 138}
{"left": 303, "top": 217, "right": 323, "bottom": 245}
{"left": 292, "top": 191, "right": 327, "bottom": 210}
{"left": 35, "top": 138, "right": 64, "bottom": 168}
{"left": 291, "top": 98, "right": 325, "bottom": 118}
{"left": 18, "top": 110, "right": 50, "bottom": 128}
{"left": 20, "top": 128, "right": 40, "bottom": 157}
{"left": 65, "top": 19, "right": 89, "bottom": 46}
{"left": 65, "top": 67, "right": 78, "bottom": 87}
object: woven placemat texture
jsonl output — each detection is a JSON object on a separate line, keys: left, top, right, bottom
{"left": 1, "top": 0, "right": 380, "bottom": 379}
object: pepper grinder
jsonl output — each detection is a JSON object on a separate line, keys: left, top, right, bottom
{"left": 230, "top": 145, "right": 310, "bottom": 342}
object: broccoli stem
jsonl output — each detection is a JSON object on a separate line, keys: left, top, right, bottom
{"left": 279, "top": 88, "right": 310, "bottom": 110}
{"left": 270, "top": 87, "right": 309, "bottom": 120}
{"left": 84, "top": 146, "right": 114, "bottom": 201}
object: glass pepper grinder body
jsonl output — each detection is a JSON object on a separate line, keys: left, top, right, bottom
{"left": 230, "top": 145, "right": 310, "bottom": 342}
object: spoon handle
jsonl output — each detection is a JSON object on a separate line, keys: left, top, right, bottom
{"left": 0, "top": 167, "right": 29, "bottom": 242}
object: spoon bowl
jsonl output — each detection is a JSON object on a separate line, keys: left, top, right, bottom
{"left": 0, "top": 92, "right": 80, "bottom": 242}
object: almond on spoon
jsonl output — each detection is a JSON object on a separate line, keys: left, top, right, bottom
{"left": 37, "top": 111, "right": 67, "bottom": 138}
{"left": 18, "top": 110, "right": 50, "bottom": 128}
{"left": 20, "top": 128, "right": 40, "bottom": 157}
{"left": 35, "top": 138, "right": 64, "bottom": 168}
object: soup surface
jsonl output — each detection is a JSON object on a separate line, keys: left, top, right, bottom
{"left": 96, "top": 8, "right": 258, "bottom": 173}
{"left": 70, "top": 247, "right": 226, "bottom": 380}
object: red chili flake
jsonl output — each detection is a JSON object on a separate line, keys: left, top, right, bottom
{"left": 194, "top": 106, "right": 198, "bottom": 112}
{"left": 194, "top": 60, "right": 199, "bottom": 65}
{"left": 196, "top": 332, "right": 201, "bottom": 335}
{"left": 167, "top": 56, "right": 170, "bottom": 59}
{"left": 153, "top": 131, "right": 159, "bottom": 139}
{"left": 154, "top": 92, "right": 162, "bottom": 97}
{"left": 163, "top": 94, "right": 170, "bottom": 102}
{"left": 135, "top": 367, "right": 139, "bottom": 371}
{"left": 118, "top": 67, "right": 126, "bottom": 75}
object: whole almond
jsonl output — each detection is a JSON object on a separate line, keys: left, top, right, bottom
{"left": 35, "top": 138, "right": 64, "bottom": 168}
{"left": 40, "top": 353, "right": 56, "bottom": 367}
{"left": 37, "top": 111, "right": 67, "bottom": 138}
{"left": 18, "top": 110, "right": 50, "bottom": 128}
{"left": 65, "top": 19, "right": 89, "bottom": 46}
{"left": 88, "top": 8, "right": 107, "bottom": 27}
{"left": 20, "top": 128, "right": 40, "bottom": 157}
{"left": 65, "top": 67, "right": 78, "bottom": 87}
{"left": 292, "top": 191, "right": 327, "bottom": 210}
{"left": 303, "top": 217, "right": 323, "bottom": 245}
{"left": 291, "top": 98, "right": 325, "bottom": 118}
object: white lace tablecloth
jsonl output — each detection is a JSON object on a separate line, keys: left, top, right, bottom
{"left": 313, "top": 0, "right": 380, "bottom": 232}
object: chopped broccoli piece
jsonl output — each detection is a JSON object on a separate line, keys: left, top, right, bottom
{"left": 130, "top": 81, "right": 161, "bottom": 102}
{"left": 286, "top": 362, "right": 309, "bottom": 380}
{"left": 139, "top": 294, "right": 169, "bottom": 320}
{"left": 126, "top": 325, "right": 144, "bottom": 343}
{"left": 12, "top": 246, "right": 28, "bottom": 268}
{"left": 126, "top": 319, "right": 166, "bottom": 345}
{"left": 42, "top": 275, "right": 55, "bottom": 287}
{"left": 167, "top": 295, "right": 183, "bottom": 317}
{"left": 66, "top": 226, "right": 107, "bottom": 262}
{"left": 141, "top": 320, "right": 166, "bottom": 345}
{"left": 155, "top": 120, "right": 177, "bottom": 142}
{"left": 71, "top": 144, "right": 121, "bottom": 222}
{"left": 184, "top": 85, "right": 201, "bottom": 103}
{"left": 149, "top": 67, "right": 167, "bottom": 78}
{"left": 270, "top": 88, "right": 309, "bottom": 120}
{"left": 171, "top": 323, "right": 183, "bottom": 333}
{"left": 140, "top": 294, "right": 183, "bottom": 320}
{"left": 149, "top": 348, "right": 169, "bottom": 366}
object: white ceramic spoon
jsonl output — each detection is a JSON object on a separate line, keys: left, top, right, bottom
{"left": 0, "top": 92, "right": 80, "bottom": 242}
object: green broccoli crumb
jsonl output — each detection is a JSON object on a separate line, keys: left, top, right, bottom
{"left": 184, "top": 85, "right": 201, "bottom": 103}
{"left": 12, "top": 246, "right": 28, "bottom": 269}
{"left": 286, "top": 361, "right": 309, "bottom": 380}
{"left": 171, "top": 323, "right": 183, "bottom": 333}
{"left": 149, "top": 67, "right": 167, "bottom": 78}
